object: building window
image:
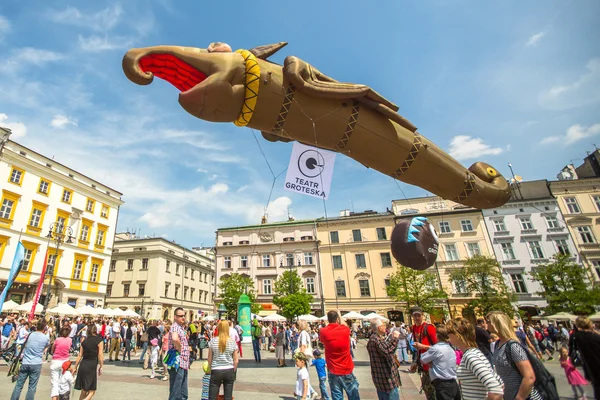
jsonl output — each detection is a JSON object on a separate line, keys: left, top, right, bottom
{"left": 453, "top": 279, "right": 467, "bottom": 294}
{"left": 330, "top": 231, "right": 339, "bottom": 243}
{"left": 61, "top": 189, "right": 72, "bottom": 204}
{"left": 545, "top": 215, "right": 559, "bottom": 229}
{"left": 9, "top": 167, "right": 23, "bottom": 185}
{"left": 95, "top": 229, "right": 105, "bottom": 247}
{"left": 510, "top": 274, "right": 528, "bottom": 293}
{"left": 493, "top": 219, "right": 507, "bottom": 232}
{"left": 304, "top": 252, "right": 313, "bottom": 265}
{"left": 554, "top": 239, "right": 570, "bottom": 255}
{"left": 332, "top": 255, "right": 343, "bottom": 269}
{"left": 286, "top": 253, "right": 294, "bottom": 267}
{"left": 439, "top": 221, "right": 451, "bottom": 234}
{"left": 100, "top": 205, "right": 109, "bottom": 218}
{"left": 86, "top": 199, "right": 95, "bottom": 213}
{"left": 594, "top": 195, "right": 600, "bottom": 212}
{"left": 22, "top": 248, "right": 34, "bottom": 271}
{"left": 305, "top": 277, "right": 315, "bottom": 293}
{"left": 176, "top": 264, "right": 180, "bottom": 275}
{"left": 47, "top": 254, "right": 58, "bottom": 273}
{"left": 384, "top": 278, "right": 391, "bottom": 289}
{"left": 262, "top": 255, "right": 271, "bottom": 267}
{"left": 355, "top": 254, "right": 366, "bottom": 268}
{"left": 241, "top": 255, "right": 248, "bottom": 268}
{"left": 127, "top": 259, "right": 133, "bottom": 270}
{"left": 445, "top": 244, "right": 459, "bottom": 261}
{"left": 352, "top": 229, "right": 362, "bottom": 242}
{"left": 359, "top": 279, "right": 371, "bottom": 296}
{"left": 190, "top": 270, "right": 194, "bottom": 280}
{"left": 564, "top": 197, "right": 580, "bottom": 214}
{"left": 29, "top": 208, "right": 43, "bottom": 228}
{"left": 185, "top": 267, "right": 189, "bottom": 278}
{"left": 528, "top": 241, "right": 544, "bottom": 259}
{"left": 501, "top": 242, "right": 516, "bottom": 260}
{"left": 0, "top": 197, "right": 15, "bottom": 220}
{"left": 110, "top": 260, "right": 116, "bottom": 271}
{"left": 124, "top": 283, "right": 130, "bottom": 297}
{"left": 174, "top": 285, "right": 180, "bottom": 299}
{"left": 519, "top": 217, "right": 533, "bottom": 230}
{"left": 466, "top": 242, "right": 481, "bottom": 257}
{"left": 79, "top": 224, "right": 89, "bottom": 242}
{"left": 190, "top": 288, "right": 195, "bottom": 301}
{"left": 335, "top": 281, "right": 346, "bottom": 297}
{"left": 107, "top": 285, "right": 112, "bottom": 296}
{"left": 376, "top": 227, "right": 387, "bottom": 240}
{"left": 577, "top": 226, "right": 596, "bottom": 243}
{"left": 164, "top": 283, "right": 170, "bottom": 297}
{"left": 380, "top": 252, "right": 392, "bottom": 267}
{"left": 142, "top": 258, "right": 148, "bottom": 270}
{"left": 38, "top": 179, "right": 51, "bottom": 195}
{"left": 90, "top": 263, "right": 100, "bottom": 282}
{"left": 594, "top": 261, "right": 600, "bottom": 280}
{"left": 184, "top": 287, "right": 188, "bottom": 300}
{"left": 460, "top": 220, "right": 474, "bottom": 232}
{"left": 263, "top": 279, "right": 272, "bottom": 295}
{"left": 73, "top": 260, "right": 84, "bottom": 280}
{"left": 166, "top": 261, "right": 171, "bottom": 272}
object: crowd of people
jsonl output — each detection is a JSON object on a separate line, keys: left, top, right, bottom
{"left": 1, "top": 307, "right": 599, "bottom": 400}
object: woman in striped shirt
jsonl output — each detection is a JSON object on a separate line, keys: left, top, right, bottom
{"left": 207, "top": 320, "right": 239, "bottom": 400}
{"left": 446, "top": 317, "right": 504, "bottom": 400}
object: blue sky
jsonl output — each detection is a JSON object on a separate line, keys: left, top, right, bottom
{"left": 0, "top": 0, "right": 598, "bottom": 248}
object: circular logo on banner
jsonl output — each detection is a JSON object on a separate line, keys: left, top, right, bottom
{"left": 298, "top": 150, "right": 325, "bottom": 178}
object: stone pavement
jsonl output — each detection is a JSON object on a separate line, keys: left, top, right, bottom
{"left": 0, "top": 342, "right": 595, "bottom": 399}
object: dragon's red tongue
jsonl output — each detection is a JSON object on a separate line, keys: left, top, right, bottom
{"left": 139, "top": 54, "right": 207, "bottom": 92}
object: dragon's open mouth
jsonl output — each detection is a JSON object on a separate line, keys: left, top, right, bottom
{"left": 139, "top": 54, "right": 207, "bottom": 92}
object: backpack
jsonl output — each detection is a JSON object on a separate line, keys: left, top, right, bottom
{"left": 506, "top": 341, "right": 559, "bottom": 400}
{"left": 252, "top": 324, "right": 261, "bottom": 338}
{"left": 534, "top": 330, "right": 543, "bottom": 341}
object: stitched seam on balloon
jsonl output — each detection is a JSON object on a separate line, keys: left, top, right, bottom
{"left": 272, "top": 84, "right": 296, "bottom": 134}
{"left": 335, "top": 100, "right": 360, "bottom": 151}
{"left": 234, "top": 49, "right": 261, "bottom": 127}
{"left": 394, "top": 133, "right": 422, "bottom": 178}
{"left": 453, "top": 172, "right": 476, "bottom": 202}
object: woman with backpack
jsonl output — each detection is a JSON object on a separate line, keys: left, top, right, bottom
{"left": 486, "top": 312, "right": 544, "bottom": 400}
{"left": 572, "top": 316, "right": 600, "bottom": 399}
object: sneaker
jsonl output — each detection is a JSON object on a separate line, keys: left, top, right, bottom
{"left": 548, "top": 357, "right": 554, "bottom": 361}
{"left": 311, "top": 393, "right": 320, "bottom": 400}
{"left": 162, "top": 376, "right": 168, "bottom": 381}
{"left": 150, "top": 375, "right": 155, "bottom": 379}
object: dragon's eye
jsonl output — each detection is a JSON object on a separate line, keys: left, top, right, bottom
{"left": 487, "top": 167, "right": 497, "bottom": 177}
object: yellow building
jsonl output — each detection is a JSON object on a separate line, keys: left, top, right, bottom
{"left": 392, "top": 196, "right": 495, "bottom": 320}
{"left": 549, "top": 177, "right": 600, "bottom": 283}
{"left": 316, "top": 211, "right": 398, "bottom": 316}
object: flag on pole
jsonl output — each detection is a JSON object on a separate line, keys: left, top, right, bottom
{"left": 29, "top": 247, "right": 50, "bottom": 321}
{"left": 0, "top": 241, "right": 25, "bottom": 312}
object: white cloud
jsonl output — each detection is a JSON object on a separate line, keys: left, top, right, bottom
{"left": 50, "top": 114, "right": 78, "bottom": 128}
{"left": 540, "top": 124, "right": 600, "bottom": 145}
{"left": 196, "top": 168, "right": 208, "bottom": 174}
{"left": 78, "top": 35, "right": 133, "bottom": 52}
{"left": 539, "top": 58, "right": 600, "bottom": 110}
{"left": 526, "top": 31, "right": 546, "bottom": 47}
{"left": 48, "top": 5, "right": 123, "bottom": 32}
{"left": 0, "top": 48, "right": 63, "bottom": 72}
{"left": 0, "top": 113, "right": 27, "bottom": 138}
{"left": 448, "top": 135, "right": 504, "bottom": 161}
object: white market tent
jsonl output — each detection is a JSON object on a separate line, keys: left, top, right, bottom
{"left": 48, "top": 303, "right": 79, "bottom": 316}
{"left": 297, "top": 314, "right": 319, "bottom": 322}
{"left": 112, "top": 308, "right": 128, "bottom": 317}
{"left": 262, "top": 313, "right": 287, "bottom": 322}
{"left": 251, "top": 313, "right": 263, "bottom": 321}
{"left": 546, "top": 312, "right": 577, "bottom": 321}
{"left": 76, "top": 305, "right": 99, "bottom": 316}
{"left": 15, "top": 301, "right": 44, "bottom": 314}
{"left": 1, "top": 300, "right": 19, "bottom": 312}
{"left": 203, "top": 315, "right": 216, "bottom": 321}
{"left": 342, "top": 311, "right": 368, "bottom": 320}
{"left": 123, "top": 309, "right": 140, "bottom": 318}
{"left": 364, "top": 312, "right": 389, "bottom": 322}
{"left": 588, "top": 312, "right": 600, "bottom": 322}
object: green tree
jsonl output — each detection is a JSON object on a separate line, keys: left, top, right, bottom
{"left": 449, "top": 255, "right": 517, "bottom": 317}
{"left": 217, "top": 273, "right": 262, "bottom": 320}
{"left": 273, "top": 269, "right": 313, "bottom": 320}
{"left": 530, "top": 253, "right": 600, "bottom": 315}
{"left": 386, "top": 263, "right": 448, "bottom": 318}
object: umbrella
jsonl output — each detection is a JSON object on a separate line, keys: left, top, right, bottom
{"left": 76, "top": 305, "right": 98, "bottom": 316}
{"left": 364, "top": 312, "right": 389, "bottom": 322}
{"left": 48, "top": 303, "right": 79, "bottom": 316}
{"left": 546, "top": 312, "right": 577, "bottom": 321}
{"left": 342, "top": 311, "right": 368, "bottom": 320}
{"left": 588, "top": 312, "right": 600, "bottom": 322}
{"left": 15, "top": 301, "right": 44, "bottom": 313}
{"left": 1, "top": 300, "right": 19, "bottom": 312}
{"left": 262, "top": 313, "right": 287, "bottom": 322}
{"left": 297, "top": 314, "right": 319, "bottom": 322}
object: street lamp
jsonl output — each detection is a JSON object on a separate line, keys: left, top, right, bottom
{"left": 41, "top": 222, "right": 74, "bottom": 317}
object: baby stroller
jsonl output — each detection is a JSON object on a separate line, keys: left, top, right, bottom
{"left": 0, "top": 342, "right": 16, "bottom": 363}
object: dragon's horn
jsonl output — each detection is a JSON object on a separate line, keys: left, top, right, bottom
{"left": 249, "top": 42, "right": 288, "bottom": 60}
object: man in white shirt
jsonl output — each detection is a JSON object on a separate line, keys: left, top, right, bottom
{"left": 109, "top": 320, "right": 122, "bottom": 361}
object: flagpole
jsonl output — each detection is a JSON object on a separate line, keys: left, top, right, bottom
{"left": 0, "top": 229, "right": 25, "bottom": 313}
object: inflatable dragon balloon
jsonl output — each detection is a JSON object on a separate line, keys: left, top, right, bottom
{"left": 122, "top": 42, "right": 510, "bottom": 209}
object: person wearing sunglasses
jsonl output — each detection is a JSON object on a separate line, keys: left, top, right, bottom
{"left": 168, "top": 308, "right": 190, "bottom": 400}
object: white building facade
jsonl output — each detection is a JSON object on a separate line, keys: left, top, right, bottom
{"left": 215, "top": 219, "right": 325, "bottom": 316}
{"left": 482, "top": 180, "right": 578, "bottom": 316}
{"left": 0, "top": 134, "right": 123, "bottom": 309}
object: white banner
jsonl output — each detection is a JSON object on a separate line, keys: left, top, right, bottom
{"left": 284, "top": 142, "right": 336, "bottom": 200}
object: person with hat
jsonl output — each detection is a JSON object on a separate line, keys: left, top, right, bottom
{"left": 58, "top": 361, "right": 75, "bottom": 400}
{"left": 367, "top": 318, "right": 402, "bottom": 400}
{"left": 150, "top": 337, "right": 160, "bottom": 379}
{"left": 312, "top": 349, "right": 330, "bottom": 400}
{"left": 410, "top": 306, "right": 438, "bottom": 400}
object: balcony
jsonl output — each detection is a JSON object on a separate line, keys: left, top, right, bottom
{"left": 520, "top": 229, "right": 538, "bottom": 236}
{"left": 494, "top": 231, "right": 510, "bottom": 236}
{"left": 531, "top": 258, "right": 550, "bottom": 265}
{"left": 501, "top": 259, "right": 520, "bottom": 265}
{"left": 547, "top": 227, "right": 565, "bottom": 233}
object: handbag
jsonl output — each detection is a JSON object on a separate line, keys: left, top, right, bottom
{"left": 141, "top": 333, "right": 149, "bottom": 343}
{"left": 569, "top": 337, "right": 583, "bottom": 367}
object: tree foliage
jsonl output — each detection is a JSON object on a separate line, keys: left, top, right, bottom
{"left": 386, "top": 263, "right": 447, "bottom": 317}
{"left": 217, "top": 273, "right": 261, "bottom": 320}
{"left": 530, "top": 253, "right": 600, "bottom": 315}
{"left": 449, "top": 255, "right": 517, "bottom": 317}
{"left": 273, "top": 270, "right": 313, "bottom": 320}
